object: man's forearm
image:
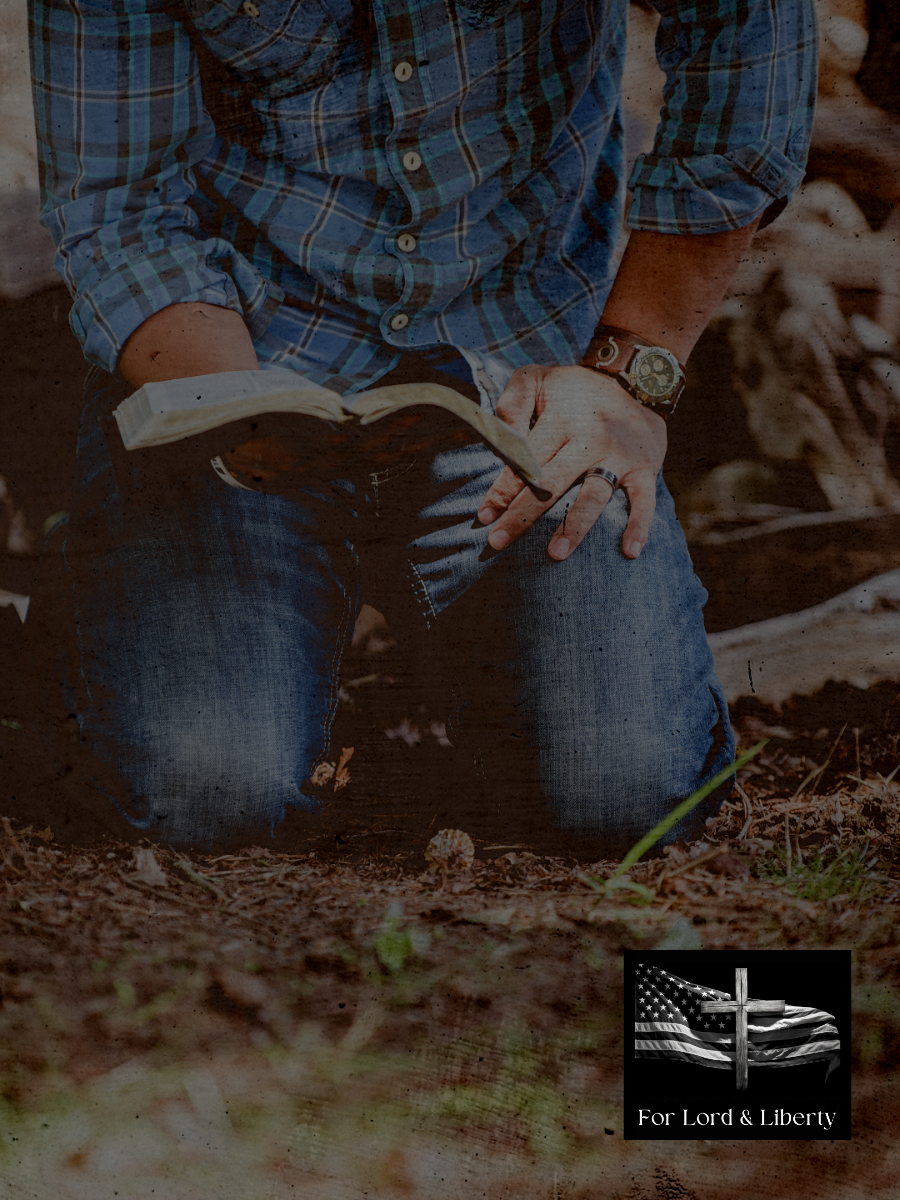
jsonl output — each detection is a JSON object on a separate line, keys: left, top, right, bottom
{"left": 598, "top": 220, "right": 762, "bottom": 363}
{"left": 118, "top": 302, "right": 260, "bottom": 388}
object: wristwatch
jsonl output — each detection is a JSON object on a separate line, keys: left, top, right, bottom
{"left": 580, "top": 325, "right": 685, "bottom": 419}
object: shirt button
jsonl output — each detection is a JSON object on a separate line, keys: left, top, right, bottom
{"left": 402, "top": 150, "right": 422, "bottom": 172}
{"left": 394, "top": 61, "right": 414, "bottom": 82}
{"left": 390, "top": 313, "right": 410, "bottom": 331}
{"left": 397, "top": 233, "right": 417, "bottom": 252}
{"left": 242, "top": 1, "right": 259, "bottom": 15}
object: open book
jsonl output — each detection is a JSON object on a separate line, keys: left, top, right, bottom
{"left": 112, "top": 368, "right": 547, "bottom": 497}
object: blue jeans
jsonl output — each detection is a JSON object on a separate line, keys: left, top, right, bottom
{"left": 43, "top": 363, "right": 734, "bottom": 852}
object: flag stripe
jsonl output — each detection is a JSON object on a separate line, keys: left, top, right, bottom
{"left": 633, "top": 964, "right": 840, "bottom": 1075}
{"left": 636, "top": 1043, "right": 839, "bottom": 1069}
{"left": 637, "top": 1023, "right": 838, "bottom": 1044}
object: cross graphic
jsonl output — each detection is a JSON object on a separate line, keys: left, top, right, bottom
{"left": 700, "top": 967, "right": 785, "bottom": 1090}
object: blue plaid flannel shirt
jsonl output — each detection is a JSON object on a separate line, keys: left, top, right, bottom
{"left": 29, "top": 0, "right": 817, "bottom": 395}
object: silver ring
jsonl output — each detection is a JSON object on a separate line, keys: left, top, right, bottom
{"left": 580, "top": 466, "right": 619, "bottom": 491}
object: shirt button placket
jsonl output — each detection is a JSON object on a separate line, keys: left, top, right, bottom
{"left": 388, "top": 44, "right": 422, "bottom": 341}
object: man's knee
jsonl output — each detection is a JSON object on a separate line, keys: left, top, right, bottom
{"left": 83, "top": 714, "right": 325, "bottom": 847}
{"left": 539, "top": 699, "right": 733, "bottom": 847}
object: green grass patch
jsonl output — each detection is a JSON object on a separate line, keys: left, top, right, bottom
{"left": 758, "top": 839, "right": 892, "bottom": 904}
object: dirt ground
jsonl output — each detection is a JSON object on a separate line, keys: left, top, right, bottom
{"left": 0, "top": 665, "right": 898, "bottom": 1198}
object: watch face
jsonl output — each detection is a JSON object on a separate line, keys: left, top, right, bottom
{"left": 633, "top": 348, "right": 678, "bottom": 398}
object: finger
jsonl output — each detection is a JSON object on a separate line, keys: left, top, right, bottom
{"left": 477, "top": 420, "right": 569, "bottom": 525}
{"left": 477, "top": 373, "right": 536, "bottom": 523}
{"left": 477, "top": 464, "right": 528, "bottom": 525}
{"left": 478, "top": 368, "right": 571, "bottom": 525}
{"left": 547, "top": 472, "right": 617, "bottom": 560}
{"left": 493, "top": 368, "right": 539, "bottom": 436}
{"left": 485, "top": 485, "right": 552, "bottom": 550}
{"left": 620, "top": 473, "right": 657, "bottom": 558}
{"left": 484, "top": 443, "right": 591, "bottom": 549}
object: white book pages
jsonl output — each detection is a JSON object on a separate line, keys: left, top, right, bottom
{"left": 112, "top": 369, "right": 344, "bottom": 450}
{"left": 112, "top": 369, "right": 542, "bottom": 488}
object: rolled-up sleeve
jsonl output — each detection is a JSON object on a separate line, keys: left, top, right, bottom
{"left": 29, "top": 0, "right": 252, "bottom": 373}
{"left": 628, "top": 0, "right": 818, "bottom": 234}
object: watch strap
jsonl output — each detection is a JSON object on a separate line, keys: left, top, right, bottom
{"left": 580, "top": 325, "right": 685, "bottom": 419}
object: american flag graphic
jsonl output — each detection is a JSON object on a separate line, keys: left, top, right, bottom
{"left": 634, "top": 964, "right": 840, "bottom": 1073}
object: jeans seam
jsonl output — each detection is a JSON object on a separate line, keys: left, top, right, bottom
{"left": 406, "top": 558, "right": 438, "bottom": 629}
{"left": 314, "top": 551, "right": 360, "bottom": 778}
{"left": 370, "top": 460, "right": 418, "bottom": 514}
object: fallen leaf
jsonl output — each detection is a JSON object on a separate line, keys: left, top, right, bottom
{"left": 334, "top": 746, "right": 354, "bottom": 791}
{"left": 131, "top": 847, "right": 167, "bottom": 887}
{"left": 310, "top": 761, "right": 336, "bottom": 786}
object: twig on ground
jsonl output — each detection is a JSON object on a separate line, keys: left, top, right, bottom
{"left": 735, "top": 782, "right": 754, "bottom": 839}
{"left": 1, "top": 817, "right": 30, "bottom": 869}
{"left": 658, "top": 845, "right": 729, "bottom": 885}
{"left": 168, "top": 858, "right": 227, "bottom": 901}
{"left": 791, "top": 724, "right": 847, "bottom": 802}
{"left": 118, "top": 871, "right": 210, "bottom": 911}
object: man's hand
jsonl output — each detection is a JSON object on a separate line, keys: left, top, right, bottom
{"left": 476, "top": 218, "right": 765, "bottom": 560}
{"left": 476, "top": 364, "right": 666, "bottom": 560}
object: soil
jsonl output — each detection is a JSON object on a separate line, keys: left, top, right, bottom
{"left": 0, "top": 680, "right": 898, "bottom": 1198}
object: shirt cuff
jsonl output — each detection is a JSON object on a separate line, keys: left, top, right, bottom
{"left": 626, "top": 139, "right": 808, "bottom": 235}
{"left": 64, "top": 237, "right": 274, "bottom": 375}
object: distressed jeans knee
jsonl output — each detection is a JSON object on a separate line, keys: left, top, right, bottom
{"left": 57, "top": 373, "right": 360, "bottom": 846}
{"left": 406, "top": 450, "right": 735, "bottom": 854}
